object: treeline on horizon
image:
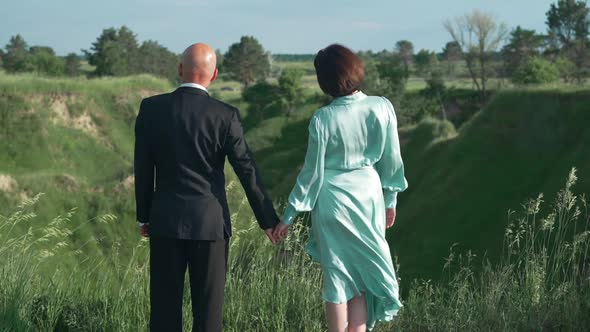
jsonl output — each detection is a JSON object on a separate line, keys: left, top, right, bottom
{"left": 0, "top": 0, "right": 588, "bottom": 99}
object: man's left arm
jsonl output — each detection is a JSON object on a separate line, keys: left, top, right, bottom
{"left": 134, "top": 100, "right": 155, "bottom": 232}
{"left": 224, "top": 109, "right": 280, "bottom": 235}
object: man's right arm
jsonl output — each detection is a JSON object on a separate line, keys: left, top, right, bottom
{"left": 224, "top": 109, "right": 279, "bottom": 230}
{"left": 134, "top": 100, "right": 155, "bottom": 226}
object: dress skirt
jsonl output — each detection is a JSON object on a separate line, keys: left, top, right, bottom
{"left": 307, "top": 166, "right": 402, "bottom": 330}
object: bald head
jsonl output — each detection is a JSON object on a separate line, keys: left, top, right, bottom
{"left": 178, "top": 43, "right": 218, "bottom": 86}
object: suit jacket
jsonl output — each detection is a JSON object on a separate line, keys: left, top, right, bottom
{"left": 134, "top": 86, "right": 279, "bottom": 240}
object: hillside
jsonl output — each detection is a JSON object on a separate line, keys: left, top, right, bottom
{"left": 246, "top": 88, "right": 590, "bottom": 282}
{"left": 393, "top": 89, "right": 590, "bottom": 281}
{"left": 0, "top": 73, "right": 172, "bottom": 271}
{"left": 2, "top": 72, "right": 589, "bottom": 284}
{"left": 0, "top": 73, "right": 302, "bottom": 277}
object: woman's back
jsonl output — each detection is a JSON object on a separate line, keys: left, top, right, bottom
{"left": 280, "top": 43, "right": 407, "bottom": 331}
{"left": 315, "top": 92, "right": 392, "bottom": 171}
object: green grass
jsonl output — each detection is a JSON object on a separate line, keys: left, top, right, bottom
{"left": 393, "top": 88, "right": 590, "bottom": 281}
{"left": 0, "top": 171, "right": 588, "bottom": 331}
{"left": 0, "top": 73, "right": 172, "bottom": 276}
{"left": 2, "top": 72, "right": 590, "bottom": 330}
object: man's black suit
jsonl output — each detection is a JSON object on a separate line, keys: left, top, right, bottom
{"left": 134, "top": 86, "right": 279, "bottom": 331}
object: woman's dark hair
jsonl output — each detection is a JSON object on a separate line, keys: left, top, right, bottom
{"left": 313, "top": 44, "right": 365, "bottom": 97}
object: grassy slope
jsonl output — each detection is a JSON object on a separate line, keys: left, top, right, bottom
{"left": 393, "top": 88, "right": 590, "bottom": 281}
{"left": 244, "top": 87, "right": 590, "bottom": 283}
{"left": 0, "top": 73, "right": 282, "bottom": 276}
{"left": 0, "top": 73, "right": 172, "bottom": 272}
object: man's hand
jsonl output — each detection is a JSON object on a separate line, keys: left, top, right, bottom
{"left": 264, "top": 228, "right": 279, "bottom": 245}
{"left": 139, "top": 224, "right": 149, "bottom": 237}
{"left": 386, "top": 208, "right": 396, "bottom": 229}
{"left": 273, "top": 222, "right": 290, "bottom": 242}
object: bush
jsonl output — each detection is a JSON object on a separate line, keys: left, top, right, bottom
{"left": 512, "top": 57, "right": 559, "bottom": 85}
{"left": 242, "top": 82, "right": 281, "bottom": 120}
{"left": 29, "top": 46, "right": 64, "bottom": 76}
{"left": 395, "top": 93, "right": 440, "bottom": 126}
{"left": 278, "top": 68, "right": 304, "bottom": 117}
{"left": 555, "top": 56, "right": 576, "bottom": 84}
{"left": 412, "top": 117, "right": 457, "bottom": 143}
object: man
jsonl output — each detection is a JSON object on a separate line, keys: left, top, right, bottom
{"left": 134, "top": 43, "right": 280, "bottom": 332}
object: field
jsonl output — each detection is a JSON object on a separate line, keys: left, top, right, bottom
{"left": 1, "top": 66, "right": 590, "bottom": 330}
{"left": 1, "top": 167, "right": 588, "bottom": 331}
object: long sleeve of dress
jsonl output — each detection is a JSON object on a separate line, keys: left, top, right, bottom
{"left": 374, "top": 97, "right": 408, "bottom": 209}
{"left": 283, "top": 116, "right": 326, "bottom": 225}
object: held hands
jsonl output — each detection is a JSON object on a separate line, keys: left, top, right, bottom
{"left": 264, "top": 221, "right": 291, "bottom": 245}
{"left": 386, "top": 208, "right": 396, "bottom": 228}
{"left": 139, "top": 224, "right": 149, "bottom": 237}
{"left": 273, "top": 222, "right": 290, "bottom": 241}
{"left": 264, "top": 228, "right": 279, "bottom": 244}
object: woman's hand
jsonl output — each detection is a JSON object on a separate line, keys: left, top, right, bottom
{"left": 386, "top": 208, "right": 396, "bottom": 228}
{"left": 273, "top": 222, "right": 291, "bottom": 242}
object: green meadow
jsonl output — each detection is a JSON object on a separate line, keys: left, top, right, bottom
{"left": 0, "top": 68, "right": 589, "bottom": 330}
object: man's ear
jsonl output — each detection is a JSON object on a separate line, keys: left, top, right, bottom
{"left": 178, "top": 63, "right": 183, "bottom": 79}
{"left": 210, "top": 68, "right": 218, "bottom": 83}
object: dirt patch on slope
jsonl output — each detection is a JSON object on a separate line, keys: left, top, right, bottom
{"left": 50, "top": 97, "right": 101, "bottom": 138}
{"left": 0, "top": 174, "right": 18, "bottom": 192}
{"left": 53, "top": 174, "right": 80, "bottom": 192}
{"left": 114, "top": 175, "right": 134, "bottom": 193}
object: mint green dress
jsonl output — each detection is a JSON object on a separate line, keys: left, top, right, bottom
{"left": 283, "top": 92, "right": 408, "bottom": 330}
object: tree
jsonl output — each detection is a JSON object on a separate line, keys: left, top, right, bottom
{"left": 555, "top": 55, "right": 576, "bottom": 83}
{"left": 137, "top": 40, "right": 179, "bottom": 83}
{"left": 84, "top": 26, "right": 139, "bottom": 76}
{"left": 215, "top": 49, "right": 224, "bottom": 73}
{"left": 376, "top": 53, "right": 409, "bottom": 98}
{"left": 29, "top": 46, "right": 64, "bottom": 76}
{"left": 512, "top": 57, "right": 559, "bottom": 84}
{"left": 3, "top": 34, "right": 33, "bottom": 73}
{"left": 395, "top": 40, "right": 414, "bottom": 71}
{"left": 444, "top": 10, "right": 508, "bottom": 102}
{"left": 502, "top": 26, "right": 544, "bottom": 75}
{"left": 64, "top": 53, "right": 81, "bottom": 77}
{"left": 546, "top": 0, "right": 590, "bottom": 83}
{"left": 422, "top": 70, "right": 448, "bottom": 120}
{"left": 414, "top": 49, "right": 438, "bottom": 77}
{"left": 242, "top": 82, "right": 280, "bottom": 120}
{"left": 442, "top": 41, "right": 462, "bottom": 76}
{"left": 223, "top": 36, "right": 270, "bottom": 87}
{"left": 359, "top": 53, "right": 382, "bottom": 95}
{"left": 278, "top": 68, "right": 304, "bottom": 117}
{"left": 0, "top": 49, "right": 4, "bottom": 69}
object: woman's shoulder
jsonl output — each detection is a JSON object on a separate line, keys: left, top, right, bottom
{"left": 363, "top": 94, "right": 395, "bottom": 110}
{"left": 310, "top": 104, "right": 334, "bottom": 122}
{"left": 368, "top": 95, "right": 396, "bottom": 118}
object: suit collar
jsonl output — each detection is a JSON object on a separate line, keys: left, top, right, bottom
{"left": 179, "top": 82, "right": 208, "bottom": 92}
{"left": 174, "top": 86, "right": 209, "bottom": 96}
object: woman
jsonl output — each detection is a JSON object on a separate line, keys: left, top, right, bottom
{"left": 274, "top": 44, "right": 408, "bottom": 332}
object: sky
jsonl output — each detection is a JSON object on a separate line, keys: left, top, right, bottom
{"left": 1, "top": 0, "right": 556, "bottom": 55}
